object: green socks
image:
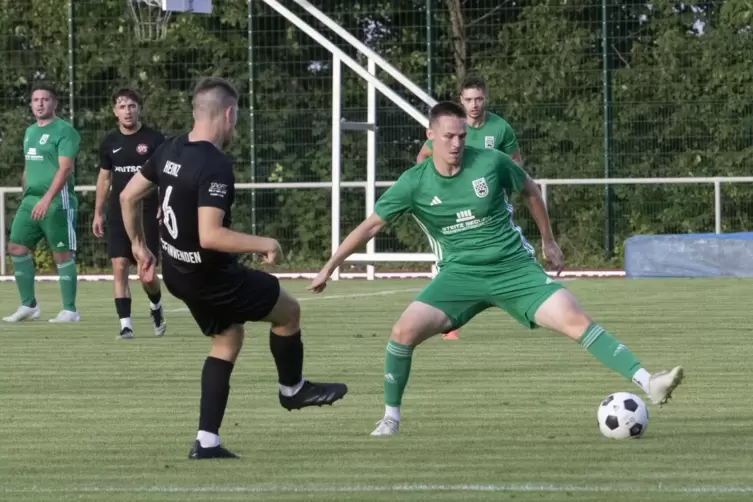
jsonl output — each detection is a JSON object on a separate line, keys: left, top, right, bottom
{"left": 11, "top": 254, "right": 36, "bottom": 307}
{"left": 579, "top": 323, "right": 641, "bottom": 380}
{"left": 57, "top": 259, "right": 77, "bottom": 312}
{"left": 384, "top": 340, "right": 414, "bottom": 406}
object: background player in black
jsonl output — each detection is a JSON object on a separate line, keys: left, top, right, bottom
{"left": 119, "top": 77, "right": 348, "bottom": 460}
{"left": 93, "top": 88, "right": 166, "bottom": 340}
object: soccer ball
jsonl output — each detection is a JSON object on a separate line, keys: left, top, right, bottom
{"left": 597, "top": 392, "right": 648, "bottom": 439}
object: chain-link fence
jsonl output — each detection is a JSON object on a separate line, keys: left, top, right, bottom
{"left": 2, "top": 0, "right": 753, "bottom": 272}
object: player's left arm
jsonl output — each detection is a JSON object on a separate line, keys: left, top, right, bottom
{"left": 520, "top": 175, "right": 563, "bottom": 274}
{"left": 499, "top": 121, "right": 523, "bottom": 167}
{"left": 500, "top": 156, "right": 563, "bottom": 274}
{"left": 31, "top": 129, "right": 81, "bottom": 220}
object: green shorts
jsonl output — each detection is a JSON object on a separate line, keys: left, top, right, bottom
{"left": 9, "top": 196, "right": 78, "bottom": 252}
{"left": 415, "top": 260, "right": 564, "bottom": 330}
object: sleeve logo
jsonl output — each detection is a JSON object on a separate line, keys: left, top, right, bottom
{"left": 208, "top": 182, "right": 228, "bottom": 197}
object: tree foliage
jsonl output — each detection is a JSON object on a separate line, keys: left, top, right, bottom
{"left": 2, "top": 0, "right": 752, "bottom": 271}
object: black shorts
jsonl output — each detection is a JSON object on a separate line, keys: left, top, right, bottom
{"left": 107, "top": 206, "right": 160, "bottom": 264}
{"left": 165, "top": 266, "right": 281, "bottom": 336}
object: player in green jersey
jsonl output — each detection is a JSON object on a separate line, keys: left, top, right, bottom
{"left": 3, "top": 83, "right": 81, "bottom": 323}
{"left": 416, "top": 75, "right": 522, "bottom": 166}
{"left": 418, "top": 75, "right": 522, "bottom": 340}
{"left": 309, "top": 101, "right": 684, "bottom": 437}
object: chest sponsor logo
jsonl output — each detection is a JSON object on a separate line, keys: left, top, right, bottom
{"left": 25, "top": 147, "right": 43, "bottom": 161}
{"left": 441, "top": 209, "right": 490, "bottom": 235}
{"left": 136, "top": 143, "right": 149, "bottom": 155}
{"left": 39, "top": 134, "right": 49, "bottom": 145}
{"left": 113, "top": 147, "right": 123, "bottom": 153}
{"left": 113, "top": 165, "right": 142, "bottom": 173}
{"left": 484, "top": 135, "right": 495, "bottom": 148}
{"left": 472, "top": 177, "right": 489, "bottom": 198}
{"left": 456, "top": 209, "right": 475, "bottom": 222}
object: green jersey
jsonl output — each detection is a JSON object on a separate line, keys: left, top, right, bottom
{"left": 425, "top": 112, "right": 519, "bottom": 155}
{"left": 375, "top": 147, "right": 535, "bottom": 269}
{"left": 23, "top": 118, "right": 80, "bottom": 208}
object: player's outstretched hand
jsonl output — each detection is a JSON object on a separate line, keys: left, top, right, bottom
{"left": 259, "top": 238, "right": 282, "bottom": 266}
{"left": 307, "top": 269, "right": 329, "bottom": 294}
{"left": 92, "top": 213, "right": 104, "bottom": 238}
{"left": 542, "top": 239, "right": 564, "bottom": 277}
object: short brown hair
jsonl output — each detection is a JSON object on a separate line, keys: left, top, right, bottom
{"left": 112, "top": 87, "right": 142, "bottom": 106}
{"left": 429, "top": 101, "right": 465, "bottom": 126}
{"left": 193, "top": 77, "right": 238, "bottom": 102}
{"left": 460, "top": 75, "right": 486, "bottom": 94}
{"left": 31, "top": 82, "right": 57, "bottom": 100}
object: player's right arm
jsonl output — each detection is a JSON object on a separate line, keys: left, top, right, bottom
{"left": 416, "top": 140, "right": 433, "bottom": 163}
{"left": 196, "top": 163, "right": 281, "bottom": 263}
{"left": 93, "top": 140, "right": 113, "bottom": 238}
{"left": 309, "top": 171, "right": 414, "bottom": 293}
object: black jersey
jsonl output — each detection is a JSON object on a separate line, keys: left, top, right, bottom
{"left": 140, "top": 135, "right": 237, "bottom": 284}
{"left": 99, "top": 125, "right": 165, "bottom": 211}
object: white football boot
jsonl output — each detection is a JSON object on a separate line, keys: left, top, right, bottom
{"left": 370, "top": 418, "right": 400, "bottom": 437}
{"left": 49, "top": 310, "right": 80, "bottom": 323}
{"left": 3, "top": 305, "right": 41, "bottom": 322}
{"left": 647, "top": 366, "right": 684, "bottom": 406}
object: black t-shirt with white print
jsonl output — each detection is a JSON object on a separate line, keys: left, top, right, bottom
{"left": 140, "top": 135, "right": 237, "bottom": 287}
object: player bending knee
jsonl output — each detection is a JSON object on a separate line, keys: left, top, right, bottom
{"left": 119, "top": 76, "right": 347, "bottom": 460}
{"left": 311, "top": 100, "right": 684, "bottom": 438}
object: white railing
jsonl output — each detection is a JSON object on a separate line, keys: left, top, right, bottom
{"left": 261, "top": 0, "right": 437, "bottom": 281}
{"left": 3, "top": 176, "right": 753, "bottom": 276}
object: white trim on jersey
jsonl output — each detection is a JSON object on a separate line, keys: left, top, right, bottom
{"left": 412, "top": 215, "right": 443, "bottom": 262}
{"left": 503, "top": 192, "right": 535, "bottom": 257}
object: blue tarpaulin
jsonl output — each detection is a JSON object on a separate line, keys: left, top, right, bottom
{"left": 624, "top": 232, "right": 753, "bottom": 278}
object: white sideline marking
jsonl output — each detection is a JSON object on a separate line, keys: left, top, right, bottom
{"left": 168, "top": 288, "right": 422, "bottom": 313}
{"left": 0, "top": 270, "right": 623, "bottom": 282}
{"left": 2, "top": 484, "right": 753, "bottom": 495}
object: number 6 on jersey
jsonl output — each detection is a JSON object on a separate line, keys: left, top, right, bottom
{"left": 162, "top": 185, "right": 179, "bottom": 239}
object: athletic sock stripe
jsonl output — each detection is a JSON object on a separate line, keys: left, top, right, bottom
{"left": 11, "top": 254, "right": 32, "bottom": 263}
{"left": 581, "top": 326, "right": 605, "bottom": 348}
{"left": 386, "top": 345, "right": 413, "bottom": 357}
{"left": 386, "top": 343, "right": 414, "bottom": 357}
{"left": 56, "top": 260, "right": 76, "bottom": 269}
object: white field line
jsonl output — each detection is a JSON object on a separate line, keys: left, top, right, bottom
{"left": 0, "top": 270, "right": 622, "bottom": 282}
{"left": 169, "top": 288, "right": 422, "bottom": 313}
{"left": 1, "top": 483, "right": 752, "bottom": 495}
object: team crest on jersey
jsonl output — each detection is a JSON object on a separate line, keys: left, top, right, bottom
{"left": 39, "top": 134, "right": 49, "bottom": 145}
{"left": 136, "top": 143, "right": 149, "bottom": 155}
{"left": 484, "top": 135, "right": 495, "bottom": 148}
{"left": 472, "top": 177, "right": 489, "bottom": 198}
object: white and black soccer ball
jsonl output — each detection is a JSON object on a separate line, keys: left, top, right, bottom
{"left": 597, "top": 392, "right": 648, "bottom": 439}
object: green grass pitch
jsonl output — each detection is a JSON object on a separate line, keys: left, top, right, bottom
{"left": 1, "top": 278, "right": 752, "bottom": 501}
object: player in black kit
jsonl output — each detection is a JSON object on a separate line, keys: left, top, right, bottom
{"left": 93, "top": 87, "right": 166, "bottom": 340}
{"left": 119, "top": 77, "right": 348, "bottom": 460}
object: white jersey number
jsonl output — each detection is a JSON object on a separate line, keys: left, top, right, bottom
{"left": 162, "top": 185, "right": 179, "bottom": 239}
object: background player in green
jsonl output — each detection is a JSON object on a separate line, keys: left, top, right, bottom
{"left": 416, "top": 75, "right": 523, "bottom": 166}
{"left": 417, "top": 75, "right": 522, "bottom": 340}
{"left": 309, "top": 101, "right": 684, "bottom": 437}
{"left": 3, "top": 83, "right": 81, "bottom": 323}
